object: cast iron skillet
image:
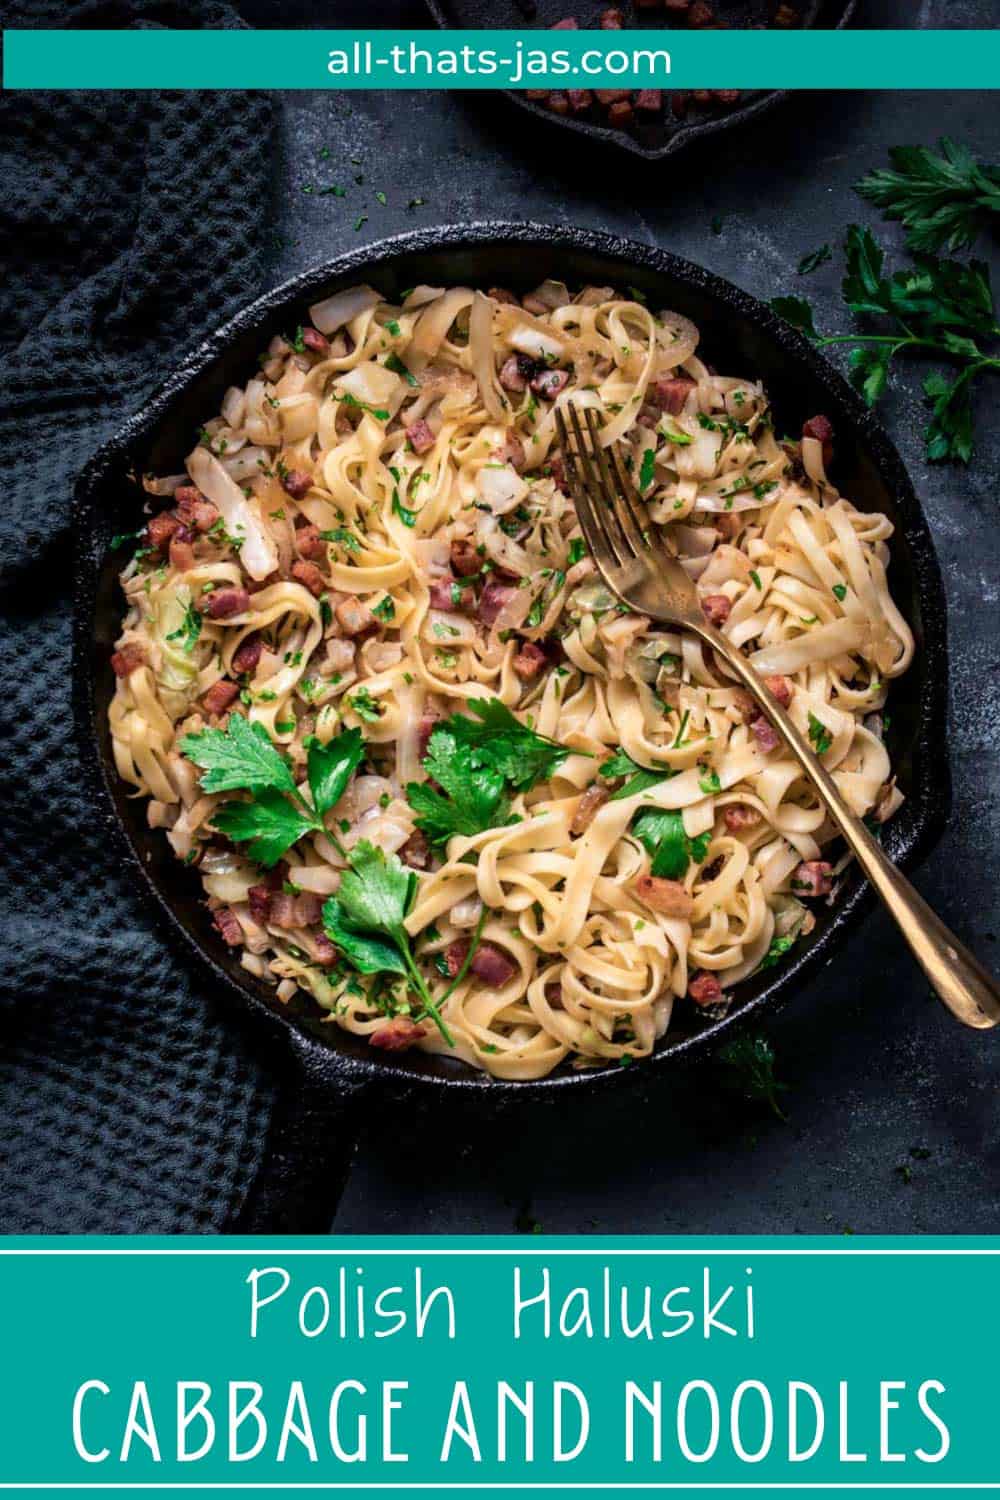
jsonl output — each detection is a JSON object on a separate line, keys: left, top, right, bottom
{"left": 423, "top": 0, "right": 858, "bottom": 161}
{"left": 73, "top": 223, "right": 949, "bottom": 1232}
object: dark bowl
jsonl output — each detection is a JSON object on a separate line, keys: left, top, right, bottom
{"left": 423, "top": 0, "right": 858, "bottom": 162}
{"left": 72, "top": 224, "right": 949, "bottom": 1217}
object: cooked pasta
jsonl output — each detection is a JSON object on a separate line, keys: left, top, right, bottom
{"left": 108, "top": 277, "right": 912, "bottom": 1080}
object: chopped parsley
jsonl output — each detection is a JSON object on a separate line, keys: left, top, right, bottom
{"left": 808, "top": 712, "right": 833, "bottom": 756}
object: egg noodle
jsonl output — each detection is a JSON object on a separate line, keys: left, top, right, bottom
{"left": 109, "top": 277, "right": 912, "bottom": 1080}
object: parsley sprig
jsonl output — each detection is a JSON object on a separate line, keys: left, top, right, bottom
{"left": 632, "top": 808, "right": 710, "bottom": 879}
{"left": 719, "top": 1034, "right": 789, "bottom": 1121}
{"left": 180, "top": 716, "right": 363, "bottom": 866}
{"left": 856, "top": 137, "right": 1000, "bottom": 256}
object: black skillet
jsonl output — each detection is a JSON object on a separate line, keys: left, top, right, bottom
{"left": 72, "top": 223, "right": 949, "bottom": 1232}
{"left": 422, "top": 0, "right": 858, "bottom": 161}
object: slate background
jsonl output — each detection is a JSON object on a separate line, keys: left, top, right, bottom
{"left": 6, "top": 0, "right": 1000, "bottom": 1233}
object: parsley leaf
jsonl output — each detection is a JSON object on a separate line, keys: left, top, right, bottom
{"left": 600, "top": 748, "right": 674, "bottom": 802}
{"left": 808, "top": 712, "right": 833, "bottom": 756}
{"left": 719, "top": 1034, "right": 789, "bottom": 1121}
{"left": 181, "top": 714, "right": 297, "bottom": 796}
{"left": 440, "top": 699, "right": 572, "bottom": 792}
{"left": 407, "top": 731, "right": 512, "bottom": 846}
{"left": 770, "top": 295, "right": 818, "bottom": 340}
{"left": 385, "top": 352, "right": 419, "bottom": 387}
{"left": 392, "top": 488, "right": 419, "bottom": 527}
{"left": 798, "top": 243, "right": 832, "bottom": 276}
{"left": 307, "top": 727, "right": 364, "bottom": 821}
{"left": 856, "top": 137, "right": 1000, "bottom": 255}
{"left": 632, "top": 808, "right": 709, "bottom": 880}
{"left": 639, "top": 447, "right": 656, "bottom": 493}
{"left": 212, "top": 788, "right": 316, "bottom": 867}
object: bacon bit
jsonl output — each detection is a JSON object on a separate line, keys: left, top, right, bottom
{"left": 247, "top": 885, "right": 272, "bottom": 923}
{"left": 175, "top": 486, "right": 218, "bottom": 533}
{"left": 546, "top": 93, "right": 570, "bottom": 116}
{"left": 751, "top": 715, "right": 781, "bottom": 753}
{"left": 595, "top": 87, "right": 631, "bottom": 104}
{"left": 499, "top": 355, "right": 528, "bottom": 393}
{"left": 489, "top": 286, "right": 521, "bottom": 306}
{"left": 773, "top": 2, "right": 800, "bottom": 24}
{"left": 301, "top": 326, "right": 330, "bottom": 355}
{"left": 571, "top": 783, "right": 610, "bottom": 835}
{"left": 600, "top": 4, "right": 624, "bottom": 23}
{"left": 671, "top": 91, "right": 689, "bottom": 118}
{"left": 715, "top": 512, "right": 743, "bottom": 541}
{"left": 764, "top": 673, "right": 793, "bottom": 709}
{"left": 608, "top": 100, "right": 634, "bottom": 127}
{"left": 513, "top": 641, "right": 547, "bottom": 681}
{"left": 689, "top": 970, "right": 722, "bottom": 1005}
{"left": 653, "top": 374, "right": 696, "bottom": 414}
{"left": 495, "top": 430, "right": 526, "bottom": 472}
{"left": 802, "top": 414, "right": 834, "bottom": 467}
{"left": 567, "top": 89, "right": 594, "bottom": 113}
{"left": 335, "top": 596, "right": 376, "bottom": 636}
{"left": 213, "top": 907, "right": 243, "bottom": 947}
{"left": 635, "top": 875, "right": 694, "bottom": 918}
{"left": 269, "top": 893, "right": 298, "bottom": 930}
{"left": 450, "top": 539, "right": 481, "bottom": 577}
{"left": 169, "top": 536, "right": 196, "bottom": 572}
{"left": 313, "top": 933, "right": 339, "bottom": 968}
{"left": 723, "top": 804, "right": 762, "bottom": 833}
{"left": 430, "top": 575, "right": 476, "bottom": 614}
{"left": 444, "top": 939, "right": 518, "bottom": 986}
{"left": 637, "top": 402, "right": 661, "bottom": 430}
{"left": 551, "top": 15, "right": 578, "bottom": 26}
{"left": 296, "top": 522, "right": 326, "bottom": 561}
{"left": 204, "top": 587, "right": 250, "bottom": 619}
{"left": 479, "top": 579, "right": 518, "bottom": 627}
{"left": 665, "top": 0, "right": 692, "bottom": 10}
{"left": 110, "top": 643, "right": 146, "bottom": 677}
{"left": 370, "top": 1017, "right": 427, "bottom": 1052}
{"left": 714, "top": 89, "right": 741, "bottom": 106}
{"left": 549, "top": 454, "right": 568, "bottom": 493}
{"left": 281, "top": 469, "right": 312, "bottom": 500}
{"left": 688, "top": 0, "right": 714, "bottom": 24}
{"left": 292, "top": 892, "right": 323, "bottom": 927}
{"left": 701, "top": 594, "right": 732, "bottom": 626}
{"left": 635, "top": 89, "right": 663, "bottom": 112}
{"left": 731, "top": 689, "right": 756, "bottom": 724}
{"left": 147, "top": 511, "right": 180, "bottom": 552}
{"left": 202, "top": 680, "right": 240, "bottom": 717}
{"left": 406, "top": 419, "right": 436, "bottom": 455}
{"left": 794, "top": 860, "right": 834, "bottom": 897}
{"left": 531, "top": 368, "right": 569, "bottom": 400}
{"left": 400, "top": 830, "right": 431, "bottom": 870}
{"left": 291, "top": 560, "right": 326, "bottom": 597}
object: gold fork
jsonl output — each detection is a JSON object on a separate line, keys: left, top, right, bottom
{"left": 555, "top": 402, "right": 1000, "bottom": 1030}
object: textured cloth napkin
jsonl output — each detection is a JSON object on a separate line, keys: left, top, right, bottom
{"left": 0, "top": 0, "right": 284, "bottom": 1232}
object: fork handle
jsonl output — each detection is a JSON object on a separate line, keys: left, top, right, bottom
{"left": 708, "top": 630, "right": 1000, "bottom": 1031}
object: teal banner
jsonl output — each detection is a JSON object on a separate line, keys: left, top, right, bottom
{"left": 3, "top": 28, "right": 1000, "bottom": 90}
{"left": 0, "top": 1236, "right": 995, "bottom": 1494}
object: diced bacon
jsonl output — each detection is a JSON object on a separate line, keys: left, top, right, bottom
{"left": 232, "top": 633, "right": 263, "bottom": 675}
{"left": 406, "top": 419, "right": 436, "bottom": 455}
{"left": 110, "top": 643, "right": 146, "bottom": 677}
{"left": 608, "top": 100, "right": 634, "bottom": 127}
{"left": 281, "top": 469, "right": 312, "bottom": 500}
{"left": 652, "top": 374, "right": 696, "bottom": 414}
{"left": 335, "top": 596, "right": 375, "bottom": 636}
{"left": 499, "top": 356, "right": 528, "bottom": 393}
{"left": 446, "top": 940, "right": 518, "bottom": 986}
{"left": 204, "top": 587, "right": 250, "bottom": 620}
{"left": 370, "top": 1017, "right": 427, "bottom": 1052}
{"left": 296, "top": 522, "right": 327, "bottom": 561}
{"left": 637, "top": 402, "right": 661, "bottom": 430}
{"left": 400, "top": 831, "right": 431, "bottom": 870}
{"left": 701, "top": 594, "right": 732, "bottom": 626}
{"left": 546, "top": 94, "right": 570, "bottom": 116}
{"left": 430, "top": 575, "right": 475, "bottom": 615}
{"left": 567, "top": 89, "right": 594, "bottom": 113}
{"left": 549, "top": 455, "right": 568, "bottom": 493}
{"left": 489, "top": 287, "right": 521, "bottom": 306}
{"left": 665, "top": 0, "right": 691, "bottom": 10}
{"left": 793, "top": 860, "right": 834, "bottom": 898}
{"left": 269, "top": 893, "right": 298, "bottom": 929}
{"left": 764, "top": 673, "right": 793, "bottom": 709}
{"left": 513, "top": 641, "right": 547, "bottom": 681}
{"left": 715, "top": 512, "right": 743, "bottom": 541}
{"left": 450, "top": 539, "right": 481, "bottom": 577}
{"left": 293, "top": 892, "right": 323, "bottom": 927}
{"left": 688, "top": 0, "right": 714, "bottom": 25}
{"left": 479, "top": 580, "right": 518, "bottom": 627}
{"left": 671, "top": 91, "right": 689, "bottom": 117}
{"left": 634, "top": 875, "right": 694, "bottom": 918}
{"left": 175, "top": 486, "right": 218, "bottom": 533}
{"left": 531, "top": 368, "right": 569, "bottom": 400}
{"left": 522, "top": 292, "right": 550, "bottom": 315}
{"left": 723, "top": 804, "right": 762, "bottom": 833}
{"left": 802, "top": 414, "right": 834, "bottom": 467}
{"left": 312, "top": 933, "right": 339, "bottom": 968}
{"left": 213, "top": 907, "right": 243, "bottom": 947}
{"left": 494, "top": 430, "right": 526, "bottom": 472}
{"left": 147, "top": 511, "right": 180, "bottom": 552}
{"left": 551, "top": 16, "right": 578, "bottom": 26}
{"left": 247, "top": 884, "right": 272, "bottom": 923}
{"left": 600, "top": 5, "right": 624, "bottom": 25}
{"left": 689, "top": 970, "right": 722, "bottom": 1005}
{"left": 714, "top": 89, "right": 741, "bottom": 106}
{"left": 635, "top": 89, "right": 663, "bottom": 111}
{"left": 751, "top": 715, "right": 781, "bottom": 753}
{"left": 596, "top": 88, "right": 631, "bottom": 104}
{"left": 571, "top": 783, "right": 610, "bottom": 835}
{"left": 301, "top": 326, "right": 330, "bottom": 355}
{"left": 731, "top": 689, "right": 757, "bottom": 724}
{"left": 202, "top": 680, "right": 239, "bottom": 717}
{"left": 291, "top": 560, "right": 326, "bottom": 597}
{"left": 169, "top": 535, "right": 195, "bottom": 572}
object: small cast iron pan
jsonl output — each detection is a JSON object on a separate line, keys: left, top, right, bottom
{"left": 73, "top": 223, "right": 949, "bottom": 1233}
{"left": 423, "top": 0, "right": 858, "bottom": 161}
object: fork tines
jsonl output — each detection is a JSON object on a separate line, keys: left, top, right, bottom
{"left": 555, "top": 403, "right": 650, "bottom": 568}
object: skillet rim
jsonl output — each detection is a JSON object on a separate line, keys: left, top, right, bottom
{"left": 72, "top": 219, "right": 951, "bottom": 1101}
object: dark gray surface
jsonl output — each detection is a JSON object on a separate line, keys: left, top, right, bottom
{"left": 241, "top": 0, "right": 1000, "bottom": 1233}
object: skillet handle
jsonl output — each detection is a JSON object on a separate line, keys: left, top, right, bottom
{"left": 233, "top": 1032, "right": 369, "bottom": 1234}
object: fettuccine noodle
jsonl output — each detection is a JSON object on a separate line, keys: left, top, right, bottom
{"left": 108, "top": 277, "right": 911, "bottom": 1080}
